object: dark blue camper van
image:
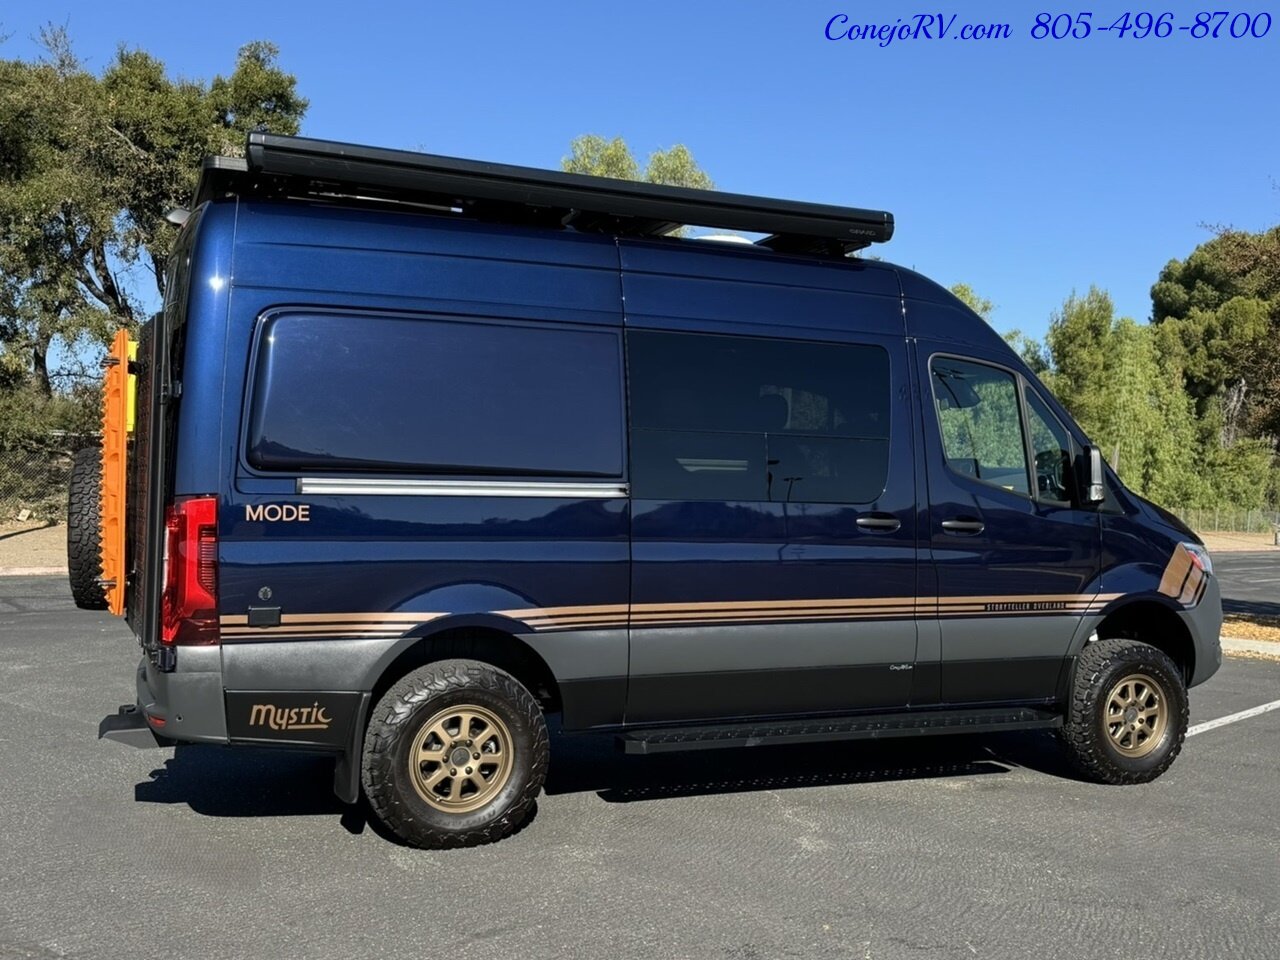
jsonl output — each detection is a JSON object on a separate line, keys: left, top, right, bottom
{"left": 74, "top": 135, "right": 1222, "bottom": 848}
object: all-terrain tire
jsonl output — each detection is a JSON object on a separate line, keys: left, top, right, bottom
{"left": 1059, "top": 638, "right": 1188, "bottom": 784}
{"left": 66, "top": 447, "right": 107, "bottom": 610}
{"left": 361, "top": 659, "right": 549, "bottom": 848}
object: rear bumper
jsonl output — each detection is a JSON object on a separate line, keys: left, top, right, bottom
{"left": 133, "top": 647, "right": 228, "bottom": 744}
{"left": 1183, "top": 576, "right": 1224, "bottom": 688}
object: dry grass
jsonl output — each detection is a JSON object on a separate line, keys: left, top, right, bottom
{"left": 0, "top": 521, "right": 68, "bottom": 571}
{"left": 1222, "top": 613, "right": 1280, "bottom": 644}
{"left": 1198, "top": 531, "right": 1278, "bottom": 553}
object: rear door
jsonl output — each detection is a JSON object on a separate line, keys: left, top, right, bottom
{"left": 916, "top": 343, "right": 1101, "bottom": 704}
{"left": 624, "top": 327, "right": 920, "bottom": 723}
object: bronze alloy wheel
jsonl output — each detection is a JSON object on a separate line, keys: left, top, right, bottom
{"left": 408, "top": 704, "right": 515, "bottom": 813}
{"left": 1102, "top": 672, "right": 1168, "bottom": 758}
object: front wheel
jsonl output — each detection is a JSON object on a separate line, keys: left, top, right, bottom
{"left": 361, "top": 659, "right": 549, "bottom": 848}
{"left": 1059, "top": 638, "right": 1189, "bottom": 784}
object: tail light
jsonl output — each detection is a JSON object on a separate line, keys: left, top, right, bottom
{"left": 160, "top": 495, "right": 219, "bottom": 645}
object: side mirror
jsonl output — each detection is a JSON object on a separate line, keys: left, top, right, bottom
{"left": 1083, "top": 445, "right": 1105, "bottom": 503}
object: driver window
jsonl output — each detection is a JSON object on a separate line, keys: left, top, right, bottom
{"left": 931, "top": 358, "right": 1030, "bottom": 496}
{"left": 1025, "top": 389, "right": 1074, "bottom": 506}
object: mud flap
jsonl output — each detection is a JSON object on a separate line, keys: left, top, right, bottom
{"left": 332, "top": 692, "right": 371, "bottom": 805}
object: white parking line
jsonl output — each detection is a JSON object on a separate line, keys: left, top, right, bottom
{"left": 1187, "top": 700, "right": 1280, "bottom": 737}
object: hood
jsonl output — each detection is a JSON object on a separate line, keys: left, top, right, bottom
{"left": 1136, "top": 496, "right": 1200, "bottom": 544}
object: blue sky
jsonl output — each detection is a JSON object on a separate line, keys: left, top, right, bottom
{"left": 5, "top": 0, "right": 1277, "bottom": 340}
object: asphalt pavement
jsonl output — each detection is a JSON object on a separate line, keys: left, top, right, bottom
{"left": 1214, "top": 551, "right": 1280, "bottom": 617}
{"left": 0, "top": 573, "right": 1277, "bottom": 960}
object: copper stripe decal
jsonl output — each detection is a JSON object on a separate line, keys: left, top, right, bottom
{"left": 220, "top": 612, "right": 442, "bottom": 626}
{"left": 1178, "top": 566, "right": 1204, "bottom": 606}
{"left": 532, "top": 603, "right": 1114, "bottom": 631}
{"left": 1158, "top": 549, "right": 1193, "bottom": 600}
{"left": 518, "top": 604, "right": 923, "bottom": 625}
{"left": 500, "top": 594, "right": 1121, "bottom": 621}
{"left": 521, "top": 610, "right": 924, "bottom": 629}
{"left": 1157, "top": 546, "right": 1206, "bottom": 608}
{"left": 221, "top": 624, "right": 408, "bottom": 636}
{"left": 222, "top": 630, "right": 407, "bottom": 640}
{"left": 218, "top": 592, "right": 1125, "bottom": 635}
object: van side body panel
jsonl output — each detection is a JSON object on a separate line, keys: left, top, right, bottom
{"left": 903, "top": 277, "right": 1221, "bottom": 697}
{"left": 171, "top": 203, "right": 237, "bottom": 501}
{"left": 619, "top": 241, "right": 922, "bottom": 723}
{"left": 911, "top": 328, "right": 1103, "bottom": 704}
{"left": 214, "top": 202, "right": 631, "bottom": 736}
{"left": 137, "top": 203, "right": 1220, "bottom": 768}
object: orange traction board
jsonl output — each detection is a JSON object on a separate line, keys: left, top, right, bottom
{"left": 99, "top": 330, "right": 133, "bottom": 616}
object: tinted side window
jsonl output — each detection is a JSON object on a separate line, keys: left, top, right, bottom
{"left": 627, "top": 331, "right": 890, "bottom": 503}
{"left": 931, "top": 358, "right": 1029, "bottom": 495}
{"left": 247, "top": 313, "right": 624, "bottom": 476}
{"left": 1026, "top": 388, "right": 1074, "bottom": 505}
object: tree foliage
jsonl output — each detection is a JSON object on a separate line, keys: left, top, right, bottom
{"left": 949, "top": 283, "right": 993, "bottom": 322}
{"left": 1151, "top": 226, "right": 1280, "bottom": 443}
{"left": 562, "top": 134, "right": 714, "bottom": 191}
{"left": 0, "top": 29, "right": 306, "bottom": 398}
{"left": 1007, "top": 278, "right": 1278, "bottom": 510}
{"left": 562, "top": 135, "right": 713, "bottom": 237}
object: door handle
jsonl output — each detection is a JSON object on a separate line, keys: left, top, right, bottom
{"left": 941, "top": 517, "right": 985, "bottom": 535}
{"left": 856, "top": 513, "right": 901, "bottom": 533}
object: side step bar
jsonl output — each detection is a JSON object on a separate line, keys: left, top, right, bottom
{"left": 98, "top": 703, "right": 172, "bottom": 749}
{"left": 618, "top": 707, "right": 1061, "bottom": 756}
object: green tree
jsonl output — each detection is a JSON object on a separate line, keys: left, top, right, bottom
{"left": 1151, "top": 226, "right": 1280, "bottom": 443}
{"left": 948, "top": 282, "right": 993, "bottom": 322}
{"left": 0, "top": 28, "right": 306, "bottom": 397}
{"left": 1044, "top": 287, "right": 1115, "bottom": 436}
{"left": 1039, "top": 289, "right": 1210, "bottom": 507}
{"left": 1002, "top": 329, "right": 1050, "bottom": 376}
{"left": 561, "top": 135, "right": 641, "bottom": 182}
{"left": 562, "top": 135, "right": 713, "bottom": 237}
{"left": 642, "top": 144, "right": 713, "bottom": 190}
{"left": 563, "top": 135, "right": 714, "bottom": 190}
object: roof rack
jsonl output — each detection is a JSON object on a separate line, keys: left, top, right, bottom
{"left": 193, "top": 133, "right": 894, "bottom": 255}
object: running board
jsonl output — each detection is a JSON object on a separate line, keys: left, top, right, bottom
{"left": 618, "top": 707, "right": 1061, "bottom": 755}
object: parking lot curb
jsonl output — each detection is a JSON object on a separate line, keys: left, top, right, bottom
{"left": 0, "top": 566, "right": 67, "bottom": 577}
{"left": 1221, "top": 636, "right": 1280, "bottom": 658}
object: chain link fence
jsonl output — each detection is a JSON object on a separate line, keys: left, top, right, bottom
{"left": 0, "top": 434, "right": 97, "bottom": 522}
{"left": 1169, "top": 506, "right": 1280, "bottom": 534}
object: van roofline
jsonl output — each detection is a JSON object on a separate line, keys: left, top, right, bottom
{"left": 192, "top": 133, "right": 894, "bottom": 257}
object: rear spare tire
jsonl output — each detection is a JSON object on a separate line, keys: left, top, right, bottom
{"left": 67, "top": 446, "right": 107, "bottom": 610}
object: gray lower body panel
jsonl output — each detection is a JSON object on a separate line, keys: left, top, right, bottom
{"left": 627, "top": 620, "right": 919, "bottom": 723}
{"left": 135, "top": 645, "right": 228, "bottom": 744}
{"left": 219, "top": 628, "right": 630, "bottom": 730}
{"left": 1184, "top": 577, "right": 1224, "bottom": 687}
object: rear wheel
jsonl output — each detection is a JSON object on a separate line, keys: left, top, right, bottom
{"left": 361, "top": 659, "right": 548, "bottom": 848}
{"left": 66, "top": 447, "right": 107, "bottom": 610}
{"left": 1060, "top": 638, "right": 1188, "bottom": 784}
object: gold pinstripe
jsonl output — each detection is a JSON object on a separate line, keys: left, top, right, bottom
{"left": 217, "top": 591, "right": 1127, "bottom": 639}
{"left": 215, "top": 549, "right": 1208, "bottom": 640}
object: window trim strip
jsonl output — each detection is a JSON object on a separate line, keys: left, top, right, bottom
{"left": 295, "top": 477, "right": 629, "bottom": 498}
